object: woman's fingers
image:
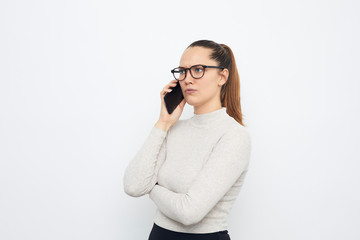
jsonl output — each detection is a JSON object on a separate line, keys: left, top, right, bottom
{"left": 161, "top": 81, "right": 177, "bottom": 94}
{"left": 160, "top": 89, "right": 171, "bottom": 96}
{"left": 166, "top": 82, "right": 177, "bottom": 89}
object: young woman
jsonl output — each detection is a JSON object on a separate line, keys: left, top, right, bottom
{"left": 124, "top": 40, "right": 252, "bottom": 240}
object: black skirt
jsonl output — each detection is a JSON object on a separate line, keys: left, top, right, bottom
{"left": 148, "top": 223, "right": 231, "bottom": 240}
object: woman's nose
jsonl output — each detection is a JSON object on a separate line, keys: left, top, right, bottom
{"left": 183, "top": 70, "right": 195, "bottom": 83}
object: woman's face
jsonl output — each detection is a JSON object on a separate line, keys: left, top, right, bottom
{"left": 178, "top": 46, "right": 227, "bottom": 109}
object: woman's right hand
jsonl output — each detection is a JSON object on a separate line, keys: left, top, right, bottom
{"left": 156, "top": 79, "right": 186, "bottom": 131}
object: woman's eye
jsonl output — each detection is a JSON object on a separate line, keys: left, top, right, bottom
{"left": 179, "top": 69, "right": 185, "bottom": 74}
{"left": 195, "top": 67, "right": 203, "bottom": 72}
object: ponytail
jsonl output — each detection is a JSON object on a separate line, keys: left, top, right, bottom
{"left": 219, "top": 44, "right": 244, "bottom": 126}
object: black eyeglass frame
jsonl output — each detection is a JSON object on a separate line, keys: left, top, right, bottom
{"left": 171, "top": 64, "right": 225, "bottom": 81}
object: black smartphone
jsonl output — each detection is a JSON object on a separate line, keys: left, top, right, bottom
{"left": 164, "top": 81, "right": 184, "bottom": 114}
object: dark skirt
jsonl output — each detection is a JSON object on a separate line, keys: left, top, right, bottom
{"left": 148, "top": 223, "right": 231, "bottom": 240}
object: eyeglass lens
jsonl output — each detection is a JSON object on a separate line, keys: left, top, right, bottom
{"left": 173, "top": 65, "right": 205, "bottom": 80}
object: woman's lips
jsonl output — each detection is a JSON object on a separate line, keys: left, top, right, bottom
{"left": 186, "top": 90, "right": 197, "bottom": 94}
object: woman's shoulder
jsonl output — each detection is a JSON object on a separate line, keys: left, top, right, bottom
{"left": 169, "top": 119, "right": 186, "bottom": 131}
{"left": 221, "top": 117, "right": 251, "bottom": 144}
{"left": 165, "top": 119, "right": 187, "bottom": 137}
{"left": 224, "top": 115, "right": 250, "bottom": 132}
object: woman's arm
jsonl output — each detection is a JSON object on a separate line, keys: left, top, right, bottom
{"left": 148, "top": 128, "right": 251, "bottom": 225}
{"left": 123, "top": 125, "right": 168, "bottom": 197}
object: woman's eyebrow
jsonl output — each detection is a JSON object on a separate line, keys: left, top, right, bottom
{"left": 178, "top": 64, "right": 202, "bottom": 68}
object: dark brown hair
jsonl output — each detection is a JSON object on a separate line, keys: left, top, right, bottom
{"left": 187, "top": 40, "right": 246, "bottom": 126}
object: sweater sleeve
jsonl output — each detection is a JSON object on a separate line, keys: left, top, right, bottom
{"left": 123, "top": 126, "right": 168, "bottom": 197}
{"left": 148, "top": 128, "right": 251, "bottom": 226}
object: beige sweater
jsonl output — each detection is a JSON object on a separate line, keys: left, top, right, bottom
{"left": 123, "top": 107, "right": 252, "bottom": 233}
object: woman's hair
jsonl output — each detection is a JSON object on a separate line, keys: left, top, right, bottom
{"left": 186, "top": 40, "right": 246, "bottom": 127}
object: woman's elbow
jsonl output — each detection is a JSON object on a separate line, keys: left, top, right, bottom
{"left": 123, "top": 181, "right": 154, "bottom": 197}
{"left": 124, "top": 184, "right": 144, "bottom": 197}
{"left": 123, "top": 173, "right": 145, "bottom": 197}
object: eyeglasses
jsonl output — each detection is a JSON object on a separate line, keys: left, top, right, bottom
{"left": 171, "top": 64, "right": 225, "bottom": 81}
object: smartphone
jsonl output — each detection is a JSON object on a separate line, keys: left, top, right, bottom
{"left": 164, "top": 81, "right": 184, "bottom": 114}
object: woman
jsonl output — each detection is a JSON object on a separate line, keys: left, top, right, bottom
{"left": 123, "top": 40, "right": 252, "bottom": 240}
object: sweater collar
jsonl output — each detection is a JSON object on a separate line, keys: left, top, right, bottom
{"left": 189, "top": 107, "right": 228, "bottom": 128}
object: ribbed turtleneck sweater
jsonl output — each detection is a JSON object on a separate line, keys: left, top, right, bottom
{"left": 123, "top": 107, "right": 252, "bottom": 233}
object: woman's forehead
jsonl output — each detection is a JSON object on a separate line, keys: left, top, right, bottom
{"left": 179, "top": 47, "right": 217, "bottom": 67}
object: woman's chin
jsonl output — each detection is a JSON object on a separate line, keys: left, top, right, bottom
{"left": 184, "top": 98, "right": 197, "bottom": 105}
{"left": 185, "top": 100, "right": 204, "bottom": 108}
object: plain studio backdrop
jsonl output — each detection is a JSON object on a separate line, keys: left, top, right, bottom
{"left": 0, "top": 0, "right": 359, "bottom": 239}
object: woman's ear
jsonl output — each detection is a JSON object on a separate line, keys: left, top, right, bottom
{"left": 218, "top": 68, "right": 229, "bottom": 86}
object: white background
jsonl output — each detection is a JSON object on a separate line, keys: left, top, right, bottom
{"left": 1, "top": 0, "right": 359, "bottom": 239}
